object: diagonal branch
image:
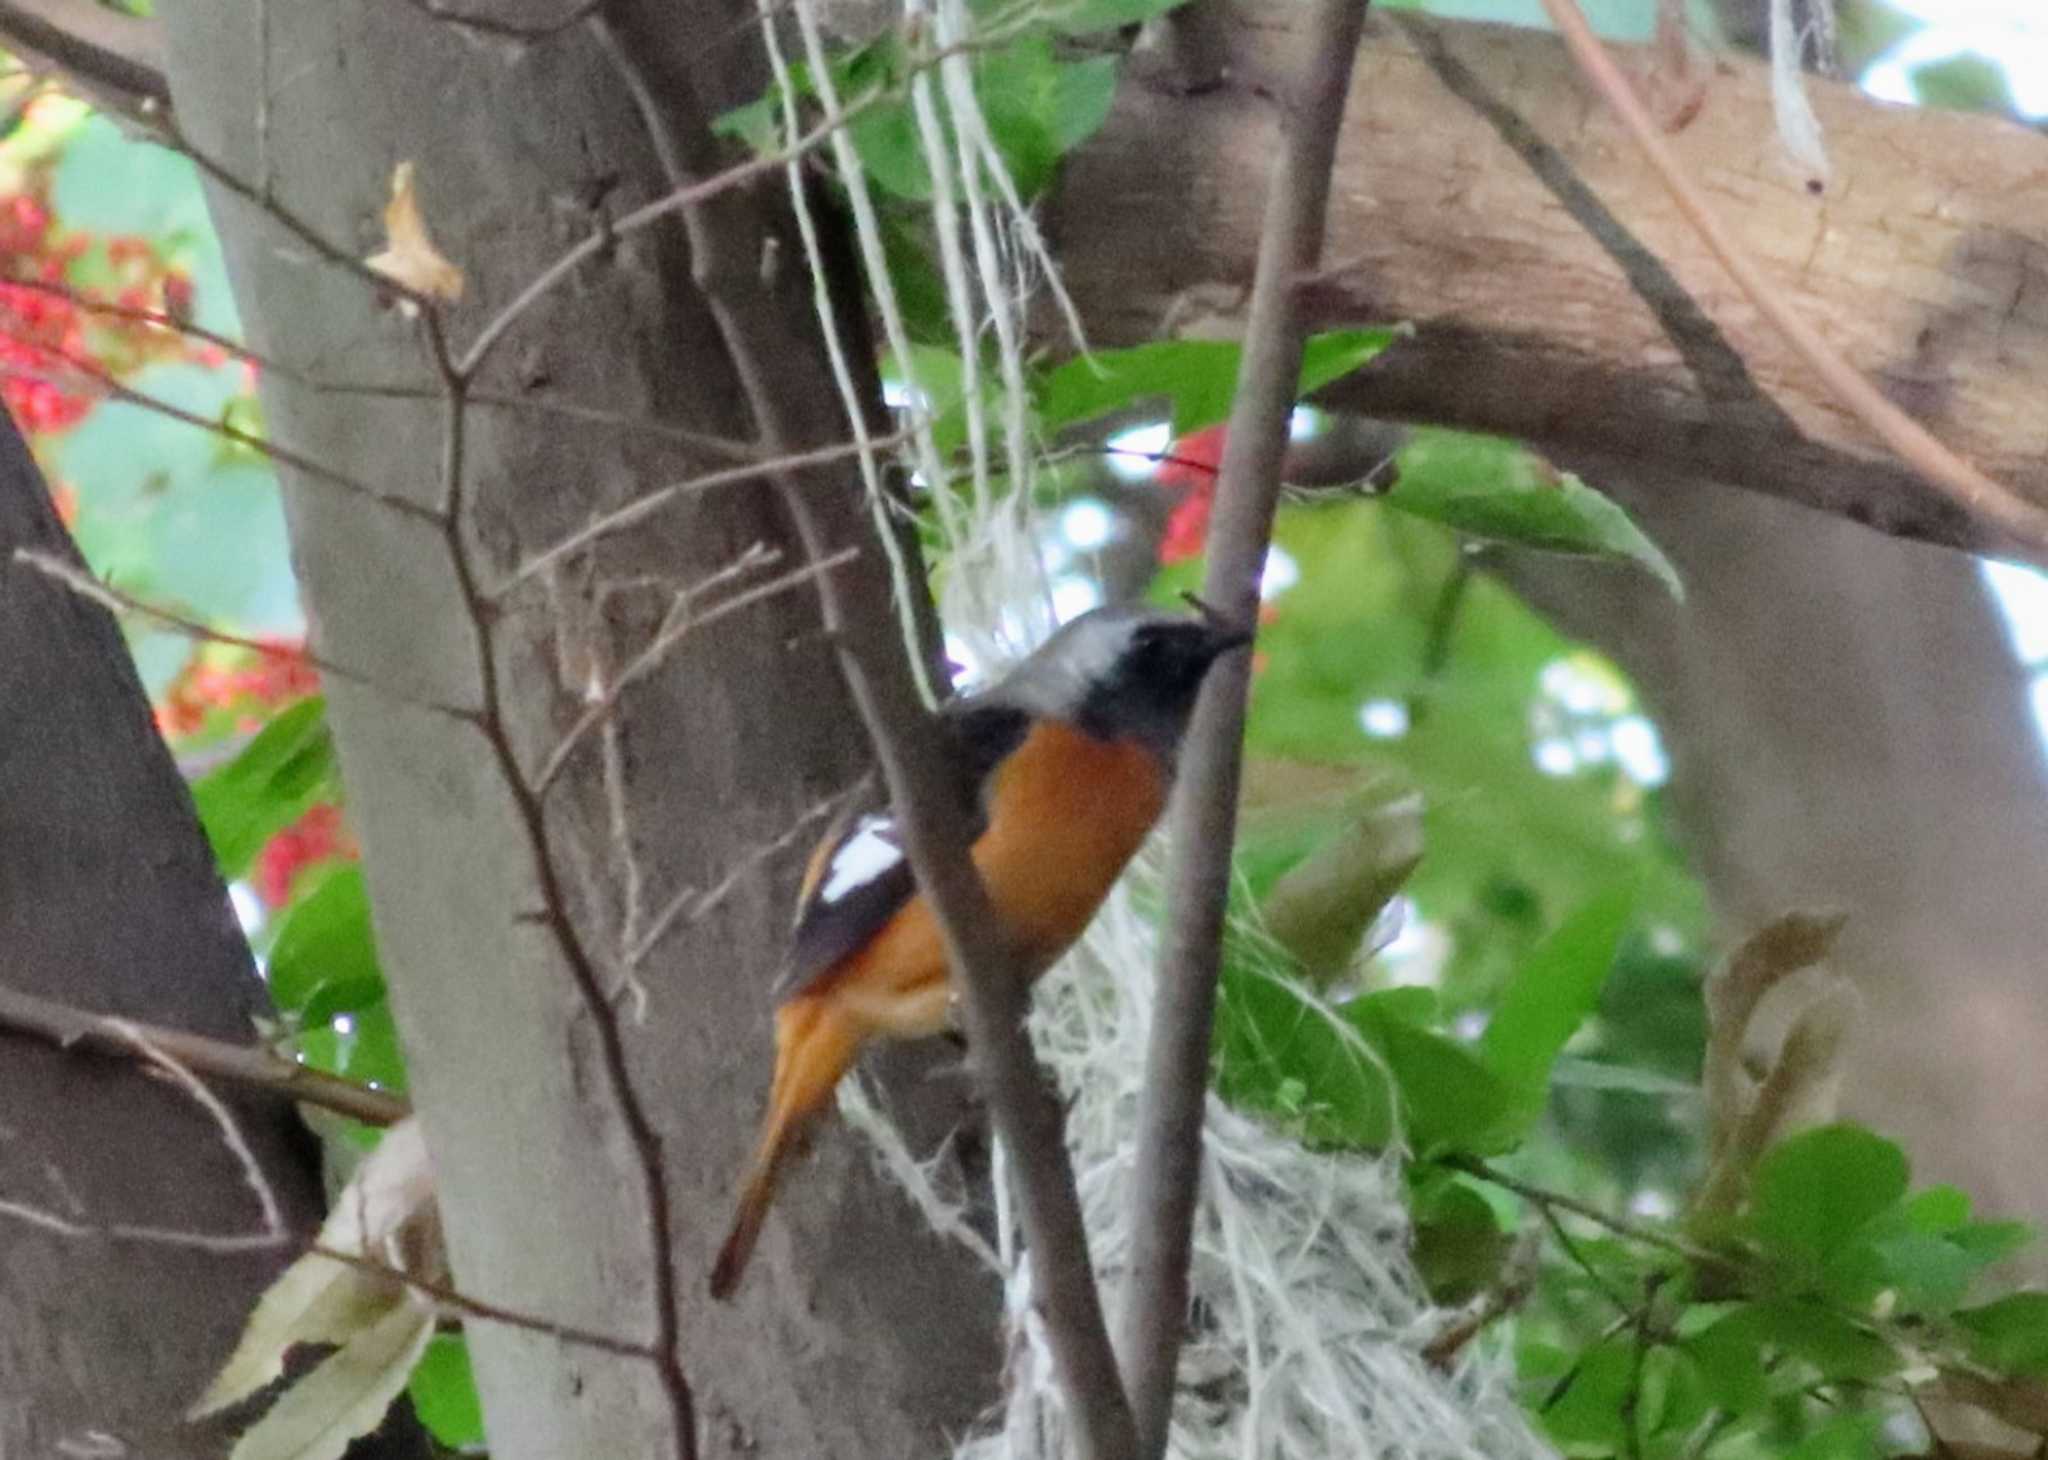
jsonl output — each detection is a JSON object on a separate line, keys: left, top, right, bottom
{"left": 593, "top": 11, "right": 1137, "bottom": 1453}
{"left": 1115, "top": 4, "right": 1371, "bottom": 1456}
{"left": 0, "top": 0, "right": 168, "bottom": 119}
{"left": 0, "top": 979, "right": 411, "bottom": 1127}
{"left": 1537, "top": 0, "right": 2048, "bottom": 557}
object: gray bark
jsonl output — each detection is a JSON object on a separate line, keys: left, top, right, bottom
{"left": 0, "top": 412, "right": 336, "bottom": 1451}
{"left": 1052, "top": 7, "right": 2048, "bottom": 563}
{"left": 156, "top": 1, "right": 998, "bottom": 1456}
{"left": 1501, "top": 468, "right": 2048, "bottom": 1239}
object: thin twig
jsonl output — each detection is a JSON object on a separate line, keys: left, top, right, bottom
{"left": 1444, "top": 1155, "right": 1724, "bottom": 1266}
{"left": 415, "top": 298, "right": 699, "bottom": 1458}
{"left": 1537, "top": 0, "right": 2048, "bottom": 556}
{"left": 0, "top": 979, "right": 410, "bottom": 1127}
{"left": 530, "top": 546, "right": 858, "bottom": 796}
{"left": 627, "top": 790, "right": 849, "bottom": 969}
{"left": 0, "top": 347, "right": 443, "bottom": 524}
{"left": 0, "top": 0, "right": 169, "bottom": 117}
{"left": 0, "top": 1019, "right": 298, "bottom": 1252}
{"left": 494, "top": 430, "right": 908, "bottom": 598}
{"left": 399, "top": 0, "right": 601, "bottom": 41}
{"left": 316, "top": 380, "right": 763, "bottom": 462}
{"left": 454, "top": 89, "right": 888, "bottom": 382}
{"left": 0, "top": 273, "right": 281, "bottom": 376}
{"left": 309, "top": 1244, "right": 656, "bottom": 1359}
{"left": 115, "top": 1019, "right": 288, "bottom": 1241}
{"left": 1533, "top": 1193, "right": 1633, "bottom": 1313}
{"left": 152, "top": 112, "right": 435, "bottom": 313}
{"left": 1116, "top": 7, "right": 1372, "bottom": 1457}
{"left": 12, "top": 548, "right": 471, "bottom": 718}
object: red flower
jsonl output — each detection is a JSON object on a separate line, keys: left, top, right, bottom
{"left": 154, "top": 642, "right": 322, "bottom": 742}
{"left": 1155, "top": 425, "right": 1226, "bottom": 565}
{"left": 254, "top": 804, "right": 357, "bottom": 907}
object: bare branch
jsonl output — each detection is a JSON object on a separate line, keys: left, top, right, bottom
{"left": 417, "top": 300, "right": 699, "bottom": 1457}
{"left": 1116, "top": 6, "right": 1370, "bottom": 1456}
{"left": 316, "top": 380, "right": 762, "bottom": 463}
{"left": 454, "top": 89, "right": 888, "bottom": 381}
{"left": 398, "top": 0, "right": 600, "bottom": 42}
{"left": 596, "top": 10, "right": 1135, "bottom": 1451}
{"left": 1537, "top": 0, "right": 2048, "bottom": 557}
{"left": 530, "top": 546, "right": 858, "bottom": 796}
{"left": 494, "top": 429, "right": 908, "bottom": 599}
{"left": 12, "top": 547, "right": 473, "bottom": 719}
{"left": 0, "top": 348, "right": 444, "bottom": 525}
{"left": 0, "top": 1018, "right": 298, "bottom": 1253}
{"left": 0, "top": 0, "right": 168, "bottom": 120}
{"left": 627, "top": 791, "right": 849, "bottom": 969}
{"left": 115, "top": 1020, "right": 288, "bottom": 1242}
{"left": 0, "top": 979, "right": 410, "bottom": 1127}
{"left": 0, "top": 273, "right": 288, "bottom": 378}
{"left": 309, "top": 1243, "right": 657, "bottom": 1359}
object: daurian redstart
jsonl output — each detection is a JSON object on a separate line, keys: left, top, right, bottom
{"left": 709, "top": 603, "right": 1251, "bottom": 1299}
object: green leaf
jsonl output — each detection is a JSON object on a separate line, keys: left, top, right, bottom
{"left": 1042, "top": 0, "right": 1184, "bottom": 34}
{"left": 1958, "top": 1293, "right": 2048, "bottom": 1376}
{"left": 1542, "top": 1336, "right": 1635, "bottom": 1450}
{"left": 1683, "top": 1306, "right": 1770, "bottom": 1410}
{"left": 1861, "top": 1231, "right": 1983, "bottom": 1315}
{"left": 1548, "top": 1057, "right": 1697, "bottom": 1098}
{"left": 1749, "top": 1124, "right": 1910, "bottom": 1266}
{"left": 1035, "top": 329, "right": 1397, "bottom": 437}
{"left": 408, "top": 1334, "right": 485, "bottom": 1449}
{"left": 1903, "top": 1185, "right": 1972, "bottom": 1234}
{"left": 1953, "top": 1219, "right": 2035, "bottom": 1267}
{"left": 1749, "top": 1297, "right": 1900, "bottom": 1382}
{"left": 1477, "top": 888, "right": 1633, "bottom": 1142}
{"left": 1383, "top": 430, "right": 1683, "bottom": 599}
{"left": 972, "top": 36, "right": 1117, "bottom": 198}
{"left": 1348, "top": 993, "right": 1515, "bottom": 1155}
{"left": 268, "top": 865, "right": 385, "bottom": 1023}
{"left": 1410, "top": 1176, "right": 1509, "bottom": 1305}
{"left": 191, "top": 697, "right": 335, "bottom": 879}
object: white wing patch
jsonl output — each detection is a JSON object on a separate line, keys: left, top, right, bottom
{"left": 817, "top": 815, "right": 905, "bottom": 905}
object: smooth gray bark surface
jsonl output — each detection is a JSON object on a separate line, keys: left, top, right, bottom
{"left": 0, "top": 413, "right": 333, "bottom": 1453}
{"left": 157, "top": 1, "right": 999, "bottom": 1455}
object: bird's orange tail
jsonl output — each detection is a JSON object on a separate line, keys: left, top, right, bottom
{"left": 709, "top": 996, "right": 864, "bottom": 1300}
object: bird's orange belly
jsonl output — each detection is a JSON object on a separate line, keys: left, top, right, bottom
{"left": 817, "top": 721, "right": 1169, "bottom": 1037}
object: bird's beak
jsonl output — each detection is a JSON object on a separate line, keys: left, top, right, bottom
{"left": 1181, "top": 592, "right": 1256, "bottom": 658}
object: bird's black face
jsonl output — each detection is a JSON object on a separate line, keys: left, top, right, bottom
{"left": 1074, "top": 613, "right": 1253, "bottom": 758}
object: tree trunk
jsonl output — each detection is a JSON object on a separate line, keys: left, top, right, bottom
{"left": 1499, "top": 465, "right": 2048, "bottom": 1242}
{"left": 1055, "top": 7, "right": 2048, "bottom": 562}
{"left": 156, "top": 2, "right": 999, "bottom": 1455}
{"left": 0, "top": 415, "right": 339, "bottom": 1452}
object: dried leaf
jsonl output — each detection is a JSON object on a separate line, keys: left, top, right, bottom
{"left": 1695, "top": 978, "right": 1861, "bottom": 1218}
{"left": 1259, "top": 794, "right": 1423, "bottom": 980}
{"left": 228, "top": 1300, "right": 437, "bottom": 1460}
{"left": 364, "top": 162, "right": 464, "bottom": 303}
{"left": 1703, "top": 909, "right": 1846, "bottom": 1156}
{"left": 191, "top": 1119, "right": 438, "bottom": 1419}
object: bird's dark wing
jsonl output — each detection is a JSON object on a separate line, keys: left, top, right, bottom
{"left": 771, "top": 699, "right": 1029, "bottom": 1003}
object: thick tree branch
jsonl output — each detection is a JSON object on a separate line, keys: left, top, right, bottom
{"left": 1048, "top": 8, "right": 2048, "bottom": 563}
{"left": 1116, "top": 5, "right": 1369, "bottom": 1457}
{"left": 1537, "top": 0, "right": 2048, "bottom": 556}
{"left": 0, "top": 980, "right": 411, "bottom": 1126}
{"left": 0, "top": 0, "right": 168, "bottom": 119}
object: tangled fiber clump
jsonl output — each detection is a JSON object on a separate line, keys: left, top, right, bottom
{"left": 846, "top": 872, "right": 1553, "bottom": 1460}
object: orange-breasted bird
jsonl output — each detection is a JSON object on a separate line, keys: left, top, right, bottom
{"left": 708, "top": 603, "right": 1252, "bottom": 1299}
